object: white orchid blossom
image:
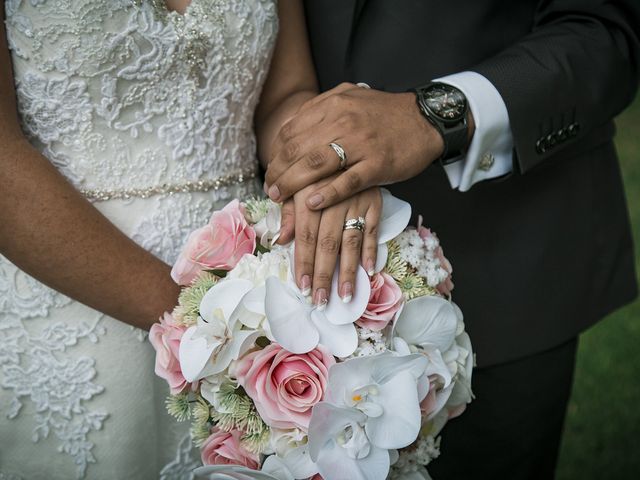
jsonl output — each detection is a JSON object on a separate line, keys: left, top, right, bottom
{"left": 179, "top": 279, "right": 262, "bottom": 382}
{"left": 374, "top": 189, "right": 412, "bottom": 273}
{"left": 305, "top": 353, "right": 429, "bottom": 480}
{"left": 392, "top": 295, "right": 474, "bottom": 420}
{"left": 393, "top": 295, "right": 459, "bottom": 354}
{"left": 308, "top": 403, "right": 391, "bottom": 480}
{"left": 393, "top": 296, "right": 459, "bottom": 386}
{"left": 269, "top": 428, "right": 318, "bottom": 479}
{"left": 253, "top": 202, "right": 282, "bottom": 247}
{"left": 323, "top": 353, "right": 429, "bottom": 449}
{"left": 264, "top": 264, "right": 370, "bottom": 357}
{"left": 193, "top": 456, "right": 298, "bottom": 480}
{"left": 443, "top": 330, "right": 475, "bottom": 412}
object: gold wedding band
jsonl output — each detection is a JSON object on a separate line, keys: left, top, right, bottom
{"left": 329, "top": 142, "right": 347, "bottom": 170}
{"left": 344, "top": 216, "right": 366, "bottom": 232}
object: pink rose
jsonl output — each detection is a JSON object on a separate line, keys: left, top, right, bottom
{"left": 417, "top": 224, "right": 454, "bottom": 297}
{"left": 356, "top": 272, "right": 403, "bottom": 331}
{"left": 171, "top": 200, "right": 257, "bottom": 285}
{"left": 149, "top": 312, "right": 188, "bottom": 394}
{"left": 235, "top": 344, "right": 335, "bottom": 431}
{"left": 200, "top": 428, "right": 260, "bottom": 469}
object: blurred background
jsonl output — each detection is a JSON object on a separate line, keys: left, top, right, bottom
{"left": 556, "top": 97, "right": 640, "bottom": 479}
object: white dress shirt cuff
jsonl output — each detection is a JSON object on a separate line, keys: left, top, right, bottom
{"left": 434, "top": 71, "right": 514, "bottom": 191}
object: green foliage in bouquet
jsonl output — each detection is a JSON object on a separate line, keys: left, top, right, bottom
{"left": 209, "top": 384, "right": 270, "bottom": 453}
{"left": 165, "top": 392, "right": 192, "bottom": 422}
{"left": 166, "top": 385, "right": 270, "bottom": 453}
{"left": 242, "top": 197, "right": 272, "bottom": 224}
{"left": 173, "top": 271, "right": 219, "bottom": 326}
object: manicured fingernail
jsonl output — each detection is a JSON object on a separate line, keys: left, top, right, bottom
{"left": 301, "top": 275, "right": 311, "bottom": 296}
{"left": 263, "top": 182, "right": 269, "bottom": 194}
{"left": 268, "top": 185, "right": 280, "bottom": 201}
{"left": 314, "top": 288, "right": 328, "bottom": 311}
{"left": 308, "top": 194, "right": 323, "bottom": 208}
{"left": 341, "top": 282, "right": 353, "bottom": 303}
{"left": 366, "top": 259, "right": 375, "bottom": 276}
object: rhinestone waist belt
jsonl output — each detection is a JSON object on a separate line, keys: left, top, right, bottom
{"left": 80, "top": 168, "right": 258, "bottom": 202}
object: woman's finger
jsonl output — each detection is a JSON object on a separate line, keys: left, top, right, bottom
{"left": 339, "top": 206, "right": 365, "bottom": 303}
{"left": 312, "top": 201, "right": 349, "bottom": 309}
{"left": 293, "top": 194, "right": 322, "bottom": 296}
{"left": 276, "top": 199, "right": 295, "bottom": 245}
{"left": 362, "top": 190, "right": 382, "bottom": 275}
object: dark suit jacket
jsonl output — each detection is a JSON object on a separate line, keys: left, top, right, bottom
{"left": 304, "top": 0, "right": 640, "bottom": 367}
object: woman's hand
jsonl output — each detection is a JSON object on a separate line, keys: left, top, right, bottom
{"left": 278, "top": 181, "right": 382, "bottom": 308}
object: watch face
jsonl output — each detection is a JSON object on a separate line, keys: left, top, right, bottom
{"left": 423, "top": 84, "right": 467, "bottom": 122}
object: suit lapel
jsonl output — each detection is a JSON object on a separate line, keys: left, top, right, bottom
{"left": 328, "top": 0, "right": 359, "bottom": 69}
{"left": 303, "top": 0, "right": 367, "bottom": 84}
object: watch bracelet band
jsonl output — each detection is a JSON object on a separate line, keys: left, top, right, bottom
{"left": 441, "top": 119, "right": 468, "bottom": 164}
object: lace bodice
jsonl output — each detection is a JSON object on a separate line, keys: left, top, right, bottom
{"left": 5, "top": 0, "right": 276, "bottom": 192}
{"left": 0, "top": 1, "right": 278, "bottom": 478}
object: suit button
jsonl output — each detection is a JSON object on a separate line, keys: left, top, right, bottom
{"left": 557, "top": 128, "right": 568, "bottom": 142}
{"left": 546, "top": 133, "right": 557, "bottom": 148}
{"left": 536, "top": 138, "right": 546, "bottom": 154}
{"left": 568, "top": 122, "right": 580, "bottom": 137}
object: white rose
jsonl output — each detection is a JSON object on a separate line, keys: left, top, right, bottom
{"left": 228, "top": 247, "right": 290, "bottom": 287}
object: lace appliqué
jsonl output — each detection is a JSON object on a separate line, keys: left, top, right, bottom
{"left": 159, "top": 434, "right": 201, "bottom": 480}
{"left": 0, "top": 266, "right": 108, "bottom": 479}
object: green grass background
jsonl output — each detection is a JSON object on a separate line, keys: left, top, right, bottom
{"left": 555, "top": 98, "right": 640, "bottom": 479}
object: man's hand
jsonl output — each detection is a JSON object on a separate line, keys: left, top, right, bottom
{"left": 264, "top": 82, "right": 445, "bottom": 210}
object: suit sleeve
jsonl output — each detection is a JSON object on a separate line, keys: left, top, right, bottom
{"left": 472, "top": 0, "right": 640, "bottom": 173}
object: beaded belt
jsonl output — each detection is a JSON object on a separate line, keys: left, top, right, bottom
{"left": 80, "top": 168, "right": 258, "bottom": 202}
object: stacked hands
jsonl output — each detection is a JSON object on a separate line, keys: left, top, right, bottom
{"left": 263, "top": 82, "right": 447, "bottom": 307}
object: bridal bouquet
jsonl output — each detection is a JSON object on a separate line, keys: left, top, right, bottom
{"left": 151, "top": 191, "right": 474, "bottom": 480}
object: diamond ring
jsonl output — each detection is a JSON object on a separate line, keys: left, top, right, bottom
{"left": 343, "top": 216, "right": 366, "bottom": 232}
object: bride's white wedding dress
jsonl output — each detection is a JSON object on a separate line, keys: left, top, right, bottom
{"left": 0, "top": 1, "right": 277, "bottom": 478}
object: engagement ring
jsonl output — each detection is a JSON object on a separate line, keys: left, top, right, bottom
{"left": 343, "top": 216, "right": 366, "bottom": 232}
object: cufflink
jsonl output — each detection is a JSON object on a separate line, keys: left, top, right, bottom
{"left": 478, "top": 153, "right": 495, "bottom": 171}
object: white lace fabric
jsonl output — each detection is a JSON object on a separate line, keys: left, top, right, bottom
{"left": 0, "top": 0, "right": 278, "bottom": 478}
